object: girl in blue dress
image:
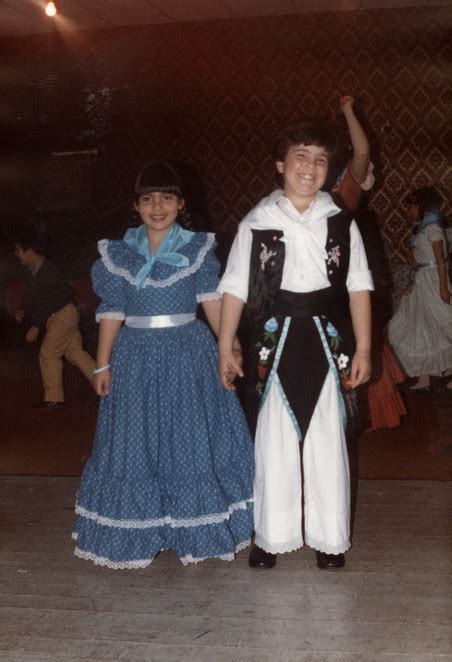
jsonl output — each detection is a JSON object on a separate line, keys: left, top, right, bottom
{"left": 73, "top": 161, "right": 254, "bottom": 568}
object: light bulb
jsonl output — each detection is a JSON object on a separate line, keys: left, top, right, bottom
{"left": 45, "top": 2, "right": 57, "bottom": 17}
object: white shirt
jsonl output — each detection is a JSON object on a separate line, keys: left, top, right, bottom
{"left": 218, "top": 190, "right": 374, "bottom": 302}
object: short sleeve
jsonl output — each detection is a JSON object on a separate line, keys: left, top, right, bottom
{"left": 346, "top": 220, "right": 374, "bottom": 292}
{"left": 195, "top": 239, "right": 223, "bottom": 303}
{"left": 424, "top": 223, "right": 446, "bottom": 244}
{"left": 332, "top": 161, "right": 362, "bottom": 212}
{"left": 217, "top": 224, "right": 252, "bottom": 302}
{"left": 91, "top": 257, "right": 126, "bottom": 322}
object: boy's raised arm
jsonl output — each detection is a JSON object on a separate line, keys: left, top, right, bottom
{"left": 340, "top": 95, "right": 370, "bottom": 185}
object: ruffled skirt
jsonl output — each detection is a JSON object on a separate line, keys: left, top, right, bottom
{"left": 73, "top": 320, "right": 254, "bottom": 568}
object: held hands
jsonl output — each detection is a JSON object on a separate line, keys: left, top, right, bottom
{"left": 219, "top": 347, "right": 244, "bottom": 391}
{"left": 25, "top": 326, "right": 39, "bottom": 343}
{"left": 344, "top": 350, "right": 372, "bottom": 390}
{"left": 94, "top": 369, "right": 111, "bottom": 396}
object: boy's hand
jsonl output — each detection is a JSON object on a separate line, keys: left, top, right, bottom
{"left": 15, "top": 309, "right": 24, "bottom": 322}
{"left": 26, "top": 326, "right": 39, "bottom": 343}
{"left": 94, "top": 370, "right": 111, "bottom": 396}
{"left": 347, "top": 350, "right": 371, "bottom": 389}
{"left": 219, "top": 349, "right": 244, "bottom": 391}
{"left": 340, "top": 95, "right": 354, "bottom": 112}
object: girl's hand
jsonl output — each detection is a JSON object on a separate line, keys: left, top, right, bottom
{"left": 94, "top": 370, "right": 111, "bottom": 396}
{"left": 346, "top": 351, "right": 371, "bottom": 389}
{"left": 219, "top": 349, "right": 244, "bottom": 391}
{"left": 26, "top": 326, "right": 39, "bottom": 343}
{"left": 440, "top": 286, "right": 451, "bottom": 304}
{"left": 15, "top": 309, "right": 24, "bottom": 322}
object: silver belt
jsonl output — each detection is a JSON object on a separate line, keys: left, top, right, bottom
{"left": 125, "top": 313, "right": 196, "bottom": 329}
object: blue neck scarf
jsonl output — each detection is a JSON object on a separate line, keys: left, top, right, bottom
{"left": 123, "top": 223, "right": 194, "bottom": 288}
{"left": 410, "top": 209, "right": 442, "bottom": 245}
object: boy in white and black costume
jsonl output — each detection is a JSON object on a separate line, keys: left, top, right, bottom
{"left": 218, "top": 119, "right": 373, "bottom": 569}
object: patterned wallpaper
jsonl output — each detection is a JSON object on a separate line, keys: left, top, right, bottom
{"left": 1, "top": 5, "right": 451, "bottom": 270}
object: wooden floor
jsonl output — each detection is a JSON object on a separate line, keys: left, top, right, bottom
{"left": 0, "top": 478, "right": 451, "bottom": 661}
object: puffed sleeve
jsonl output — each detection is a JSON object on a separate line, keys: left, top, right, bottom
{"left": 91, "top": 254, "right": 126, "bottom": 323}
{"left": 424, "top": 223, "right": 446, "bottom": 245}
{"left": 346, "top": 220, "right": 374, "bottom": 292}
{"left": 217, "top": 223, "right": 252, "bottom": 302}
{"left": 195, "top": 235, "right": 223, "bottom": 303}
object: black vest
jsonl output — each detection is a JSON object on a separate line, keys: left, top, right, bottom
{"left": 246, "top": 210, "right": 353, "bottom": 328}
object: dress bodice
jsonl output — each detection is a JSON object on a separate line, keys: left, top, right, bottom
{"left": 92, "top": 232, "right": 221, "bottom": 320}
{"left": 413, "top": 224, "right": 446, "bottom": 265}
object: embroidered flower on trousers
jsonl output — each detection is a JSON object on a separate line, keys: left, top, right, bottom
{"left": 337, "top": 353, "right": 349, "bottom": 369}
{"left": 326, "top": 321, "right": 338, "bottom": 337}
{"left": 264, "top": 317, "right": 279, "bottom": 333}
{"left": 259, "top": 347, "right": 271, "bottom": 362}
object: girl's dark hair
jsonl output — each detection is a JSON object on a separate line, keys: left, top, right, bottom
{"left": 405, "top": 186, "right": 442, "bottom": 221}
{"left": 272, "top": 118, "right": 337, "bottom": 187}
{"left": 134, "top": 160, "right": 183, "bottom": 203}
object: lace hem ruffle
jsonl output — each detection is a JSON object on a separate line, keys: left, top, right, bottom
{"left": 98, "top": 234, "right": 216, "bottom": 290}
{"left": 254, "top": 532, "right": 304, "bottom": 555}
{"left": 180, "top": 537, "right": 251, "bottom": 565}
{"left": 75, "top": 497, "right": 253, "bottom": 530}
{"left": 196, "top": 291, "right": 223, "bottom": 302}
{"left": 95, "top": 311, "right": 126, "bottom": 322}
{"left": 73, "top": 537, "right": 251, "bottom": 570}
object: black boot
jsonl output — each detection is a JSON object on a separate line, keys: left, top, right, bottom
{"left": 248, "top": 544, "right": 277, "bottom": 568}
{"left": 316, "top": 550, "right": 345, "bottom": 569}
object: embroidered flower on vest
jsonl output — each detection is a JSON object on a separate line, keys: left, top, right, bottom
{"left": 327, "top": 244, "right": 341, "bottom": 268}
{"left": 259, "top": 243, "right": 277, "bottom": 271}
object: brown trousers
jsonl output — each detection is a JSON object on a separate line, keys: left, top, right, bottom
{"left": 39, "top": 303, "right": 95, "bottom": 402}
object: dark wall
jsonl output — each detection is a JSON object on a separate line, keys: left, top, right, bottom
{"left": 1, "top": 5, "right": 450, "bottom": 269}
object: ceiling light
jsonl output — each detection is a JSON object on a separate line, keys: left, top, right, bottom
{"left": 45, "top": 1, "right": 57, "bottom": 17}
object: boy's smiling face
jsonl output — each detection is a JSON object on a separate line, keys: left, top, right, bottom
{"left": 276, "top": 143, "right": 329, "bottom": 213}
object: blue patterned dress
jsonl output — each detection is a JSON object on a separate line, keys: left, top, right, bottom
{"left": 73, "top": 231, "right": 254, "bottom": 568}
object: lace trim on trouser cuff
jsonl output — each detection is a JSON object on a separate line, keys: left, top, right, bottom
{"left": 254, "top": 532, "right": 304, "bottom": 555}
{"left": 304, "top": 534, "right": 351, "bottom": 555}
{"left": 75, "top": 497, "right": 253, "bottom": 529}
{"left": 73, "top": 537, "right": 251, "bottom": 570}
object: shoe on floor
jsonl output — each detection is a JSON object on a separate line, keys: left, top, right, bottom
{"left": 316, "top": 550, "right": 345, "bottom": 569}
{"left": 32, "top": 401, "right": 66, "bottom": 412}
{"left": 248, "top": 544, "right": 277, "bottom": 568}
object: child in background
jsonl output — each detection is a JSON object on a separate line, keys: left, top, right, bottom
{"left": 73, "top": 161, "right": 254, "bottom": 569}
{"left": 218, "top": 119, "right": 373, "bottom": 570}
{"left": 14, "top": 229, "right": 95, "bottom": 411}
{"left": 388, "top": 187, "right": 452, "bottom": 392}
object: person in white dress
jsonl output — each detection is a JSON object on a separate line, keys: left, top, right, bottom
{"left": 218, "top": 119, "right": 374, "bottom": 570}
{"left": 388, "top": 187, "right": 452, "bottom": 393}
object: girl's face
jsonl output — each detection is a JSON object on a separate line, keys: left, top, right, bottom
{"left": 408, "top": 201, "right": 420, "bottom": 223}
{"left": 134, "top": 191, "right": 184, "bottom": 236}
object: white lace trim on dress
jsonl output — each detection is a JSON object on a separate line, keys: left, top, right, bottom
{"left": 180, "top": 537, "right": 251, "bottom": 566}
{"left": 75, "top": 497, "right": 253, "bottom": 529}
{"left": 96, "top": 311, "right": 126, "bottom": 322}
{"left": 73, "top": 537, "right": 251, "bottom": 569}
{"left": 98, "top": 234, "right": 216, "bottom": 289}
{"left": 254, "top": 532, "right": 304, "bottom": 555}
{"left": 196, "top": 291, "right": 223, "bottom": 302}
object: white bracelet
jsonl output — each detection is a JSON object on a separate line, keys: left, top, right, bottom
{"left": 93, "top": 364, "right": 110, "bottom": 375}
